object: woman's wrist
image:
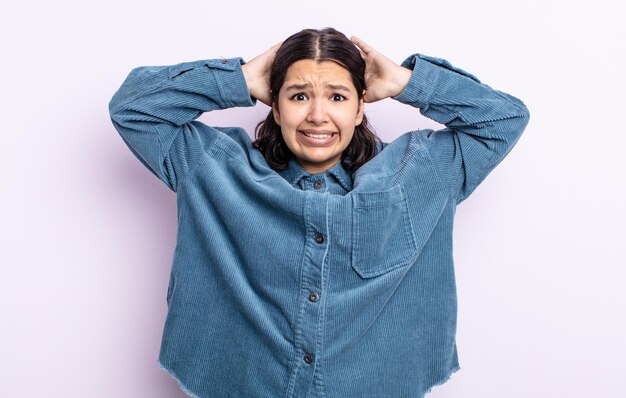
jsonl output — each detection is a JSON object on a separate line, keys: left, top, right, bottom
{"left": 241, "top": 63, "right": 255, "bottom": 96}
{"left": 242, "top": 60, "right": 272, "bottom": 105}
{"left": 389, "top": 65, "right": 412, "bottom": 98}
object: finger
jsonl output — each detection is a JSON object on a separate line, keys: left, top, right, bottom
{"left": 351, "top": 36, "right": 374, "bottom": 55}
{"left": 350, "top": 37, "right": 368, "bottom": 60}
{"left": 355, "top": 45, "right": 367, "bottom": 60}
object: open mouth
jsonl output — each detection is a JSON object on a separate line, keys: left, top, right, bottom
{"left": 298, "top": 130, "right": 339, "bottom": 146}
{"left": 302, "top": 131, "right": 336, "bottom": 139}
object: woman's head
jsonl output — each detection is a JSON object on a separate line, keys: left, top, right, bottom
{"left": 253, "top": 27, "right": 379, "bottom": 173}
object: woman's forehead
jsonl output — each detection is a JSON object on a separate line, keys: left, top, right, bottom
{"left": 282, "top": 59, "right": 355, "bottom": 90}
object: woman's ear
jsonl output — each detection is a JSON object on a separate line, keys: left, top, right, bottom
{"left": 272, "top": 102, "right": 281, "bottom": 126}
{"left": 271, "top": 90, "right": 281, "bottom": 126}
{"left": 355, "top": 96, "right": 364, "bottom": 126}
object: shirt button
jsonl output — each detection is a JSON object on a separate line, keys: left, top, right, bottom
{"left": 314, "top": 180, "right": 323, "bottom": 189}
{"left": 303, "top": 353, "right": 314, "bottom": 364}
{"left": 308, "top": 292, "right": 319, "bottom": 302}
{"left": 314, "top": 233, "right": 324, "bottom": 244}
{"left": 221, "top": 58, "right": 229, "bottom": 64}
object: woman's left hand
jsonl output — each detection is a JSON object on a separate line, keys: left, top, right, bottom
{"left": 351, "top": 36, "right": 412, "bottom": 103}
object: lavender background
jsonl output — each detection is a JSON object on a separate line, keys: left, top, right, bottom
{"left": 1, "top": 0, "right": 624, "bottom": 396}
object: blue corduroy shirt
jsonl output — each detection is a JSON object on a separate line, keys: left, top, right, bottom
{"left": 109, "top": 52, "right": 529, "bottom": 398}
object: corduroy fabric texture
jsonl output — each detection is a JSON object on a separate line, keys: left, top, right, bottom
{"left": 109, "top": 53, "right": 529, "bottom": 398}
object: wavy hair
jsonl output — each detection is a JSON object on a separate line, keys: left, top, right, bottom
{"left": 252, "top": 27, "right": 380, "bottom": 171}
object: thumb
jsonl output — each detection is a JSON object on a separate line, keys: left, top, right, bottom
{"left": 351, "top": 36, "right": 375, "bottom": 56}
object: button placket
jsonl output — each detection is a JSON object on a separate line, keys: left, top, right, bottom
{"left": 286, "top": 192, "right": 327, "bottom": 396}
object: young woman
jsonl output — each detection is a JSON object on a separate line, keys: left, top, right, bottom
{"left": 109, "top": 28, "right": 529, "bottom": 398}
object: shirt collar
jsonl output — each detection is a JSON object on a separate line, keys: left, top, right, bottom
{"left": 278, "top": 158, "right": 310, "bottom": 187}
{"left": 278, "top": 158, "right": 353, "bottom": 192}
{"left": 327, "top": 160, "right": 354, "bottom": 191}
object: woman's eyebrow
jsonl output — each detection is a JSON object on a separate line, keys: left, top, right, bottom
{"left": 326, "top": 83, "right": 351, "bottom": 92}
{"left": 284, "top": 83, "right": 312, "bottom": 92}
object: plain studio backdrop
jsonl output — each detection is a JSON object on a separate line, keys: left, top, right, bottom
{"left": 1, "top": 0, "right": 623, "bottom": 396}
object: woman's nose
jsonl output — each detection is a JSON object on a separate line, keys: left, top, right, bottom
{"left": 306, "top": 99, "right": 329, "bottom": 124}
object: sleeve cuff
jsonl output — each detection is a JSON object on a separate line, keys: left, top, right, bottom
{"left": 210, "top": 57, "right": 257, "bottom": 108}
{"left": 392, "top": 53, "right": 481, "bottom": 108}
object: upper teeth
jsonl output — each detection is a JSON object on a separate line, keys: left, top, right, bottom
{"left": 304, "top": 132, "right": 333, "bottom": 139}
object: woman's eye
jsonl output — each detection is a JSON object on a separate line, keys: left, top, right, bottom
{"left": 331, "top": 94, "right": 346, "bottom": 102}
{"left": 291, "top": 93, "right": 307, "bottom": 101}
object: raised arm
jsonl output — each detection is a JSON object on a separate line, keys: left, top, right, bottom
{"left": 352, "top": 37, "right": 530, "bottom": 203}
{"left": 109, "top": 57, "right": 256, "bottom": 192}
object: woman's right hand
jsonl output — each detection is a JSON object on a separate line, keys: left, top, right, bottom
{"left": 242, "top": 42, "right": 282, "bottom": 107}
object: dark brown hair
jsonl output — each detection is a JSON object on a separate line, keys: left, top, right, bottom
{"left": 252, "top": 27, "right": 380, "bottom": 171}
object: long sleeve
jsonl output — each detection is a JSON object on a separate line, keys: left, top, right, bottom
{"left": 109, "top": 57, "right": 256, "bottom": 192}
{"left": 393, "top": 53, "right": 530, "bottom": 204}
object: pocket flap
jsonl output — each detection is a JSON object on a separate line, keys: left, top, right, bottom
{"left": 352, "top": 185, "right": 419, "bottom": 278}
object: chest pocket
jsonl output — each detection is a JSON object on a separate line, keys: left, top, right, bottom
{"left": 351, "top": 185, "right": 418, "bottom": 278}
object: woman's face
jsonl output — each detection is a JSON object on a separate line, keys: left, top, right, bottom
{"left": 273, "top": 59, "right": 364, "bottom": 173}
